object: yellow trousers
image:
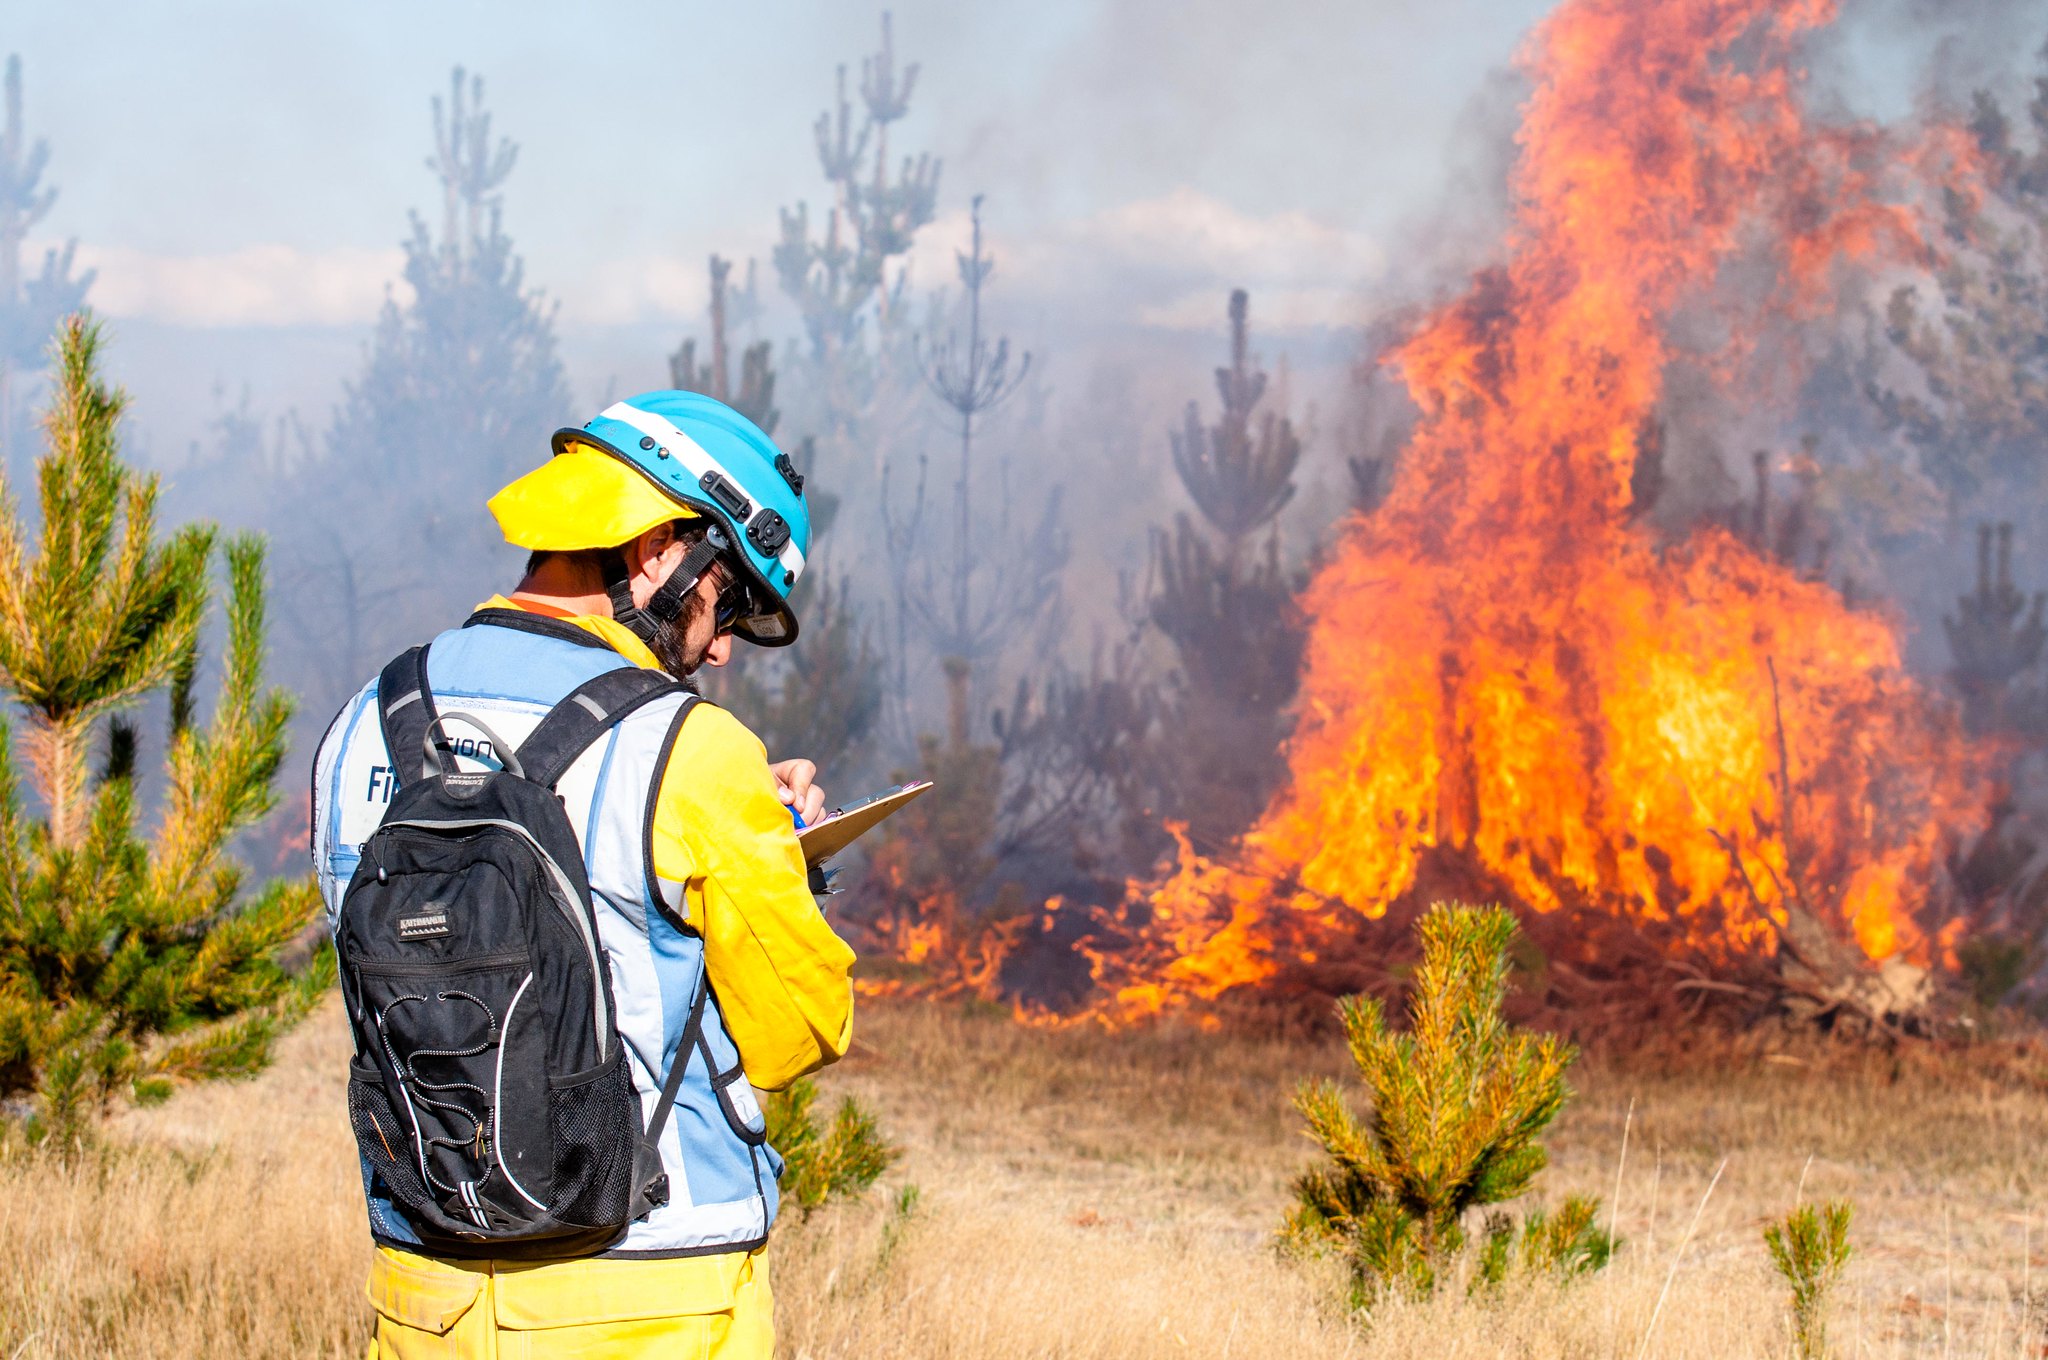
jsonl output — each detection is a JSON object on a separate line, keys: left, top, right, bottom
{"left": 363, "top": 1243, "right": 773, "bottom": 1359}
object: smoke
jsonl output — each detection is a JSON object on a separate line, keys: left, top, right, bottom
{"left": 8, "top": 2, "right": 2047, "bottom": 900}
{"left": 943, "top": 0, "right": 1549, "bottom": 234}
{"left": 24, "top": 242, "right": 405, "bottom": 328}
{"left": 1811, "top": 0, "right": 2048, "bottom": 115}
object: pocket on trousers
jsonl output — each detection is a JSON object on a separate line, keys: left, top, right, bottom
{"left": 365, "top": 1247, "right": 486, "bottom": 1335}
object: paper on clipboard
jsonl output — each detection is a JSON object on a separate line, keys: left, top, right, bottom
{"left": 797, "top": 780, "right": 933, "bottom": 867}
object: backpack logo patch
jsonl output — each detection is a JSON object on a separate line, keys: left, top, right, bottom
{"left": 397, "top": 909, "right": 451, "bottom": 940}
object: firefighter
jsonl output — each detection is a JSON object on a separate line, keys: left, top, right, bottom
{"left": 311, "top": 391, "right": 854, "bottom": 1357}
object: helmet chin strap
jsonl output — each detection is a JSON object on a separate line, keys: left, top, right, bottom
{"left": 602, "top": 526, "right": 728, "bottom": 645}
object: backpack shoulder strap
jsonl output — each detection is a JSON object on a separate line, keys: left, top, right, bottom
{"left": 517, "top": 666, "right": 694, "bottom": 790}
{"left": 376, "top": 644, "right": 440, "bottom": 788}
{"left": 640, "top": 969, "right": 711, "bottom": 1167}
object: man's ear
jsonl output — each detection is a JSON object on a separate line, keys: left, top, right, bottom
{"left": 628, "top": 522, "right": 679, "bottom": 585}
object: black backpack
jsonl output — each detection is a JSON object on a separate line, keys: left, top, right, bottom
{"left": 337, "top": 643, "right": 702, "bottom": 1258}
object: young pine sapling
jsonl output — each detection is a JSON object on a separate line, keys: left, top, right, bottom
{"left": 1284, "top": 903, "right": 1615, "bottom": 1302}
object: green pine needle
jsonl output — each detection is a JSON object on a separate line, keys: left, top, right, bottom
{"left": 762, "top": 1075, "right": 901, "bottom": 1217}
{"left": 0, "top": 315, "right": 327, "bottom": 1140}
{"left": 1766, "top": 1200, "right": 1853, "bottom": 1360}
{"left": 1284, "top": 903, "right": 1614, "bottom": 1304}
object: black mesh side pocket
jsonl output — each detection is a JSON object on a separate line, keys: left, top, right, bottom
{"left": 546, "top": 1050, "right": 641, "bottom": 1230}
{"left": 347, "top": 1061, "right": 434, "bottom": 1220}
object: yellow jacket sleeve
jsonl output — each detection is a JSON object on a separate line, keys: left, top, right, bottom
{"left": 648, "top": 702, "right": 856, "bottom": 1090}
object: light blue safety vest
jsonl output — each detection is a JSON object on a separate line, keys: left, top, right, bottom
{"left": 311, "top": 611, "right": 781, "bottom": 1258}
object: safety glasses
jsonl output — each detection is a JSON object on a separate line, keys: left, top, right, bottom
{"left": 709, "top": 563, "right": 760, "bottom": 637}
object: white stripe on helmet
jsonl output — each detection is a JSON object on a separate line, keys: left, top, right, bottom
{"left": 596, "top": 402, "right": 806, "bottom": 584}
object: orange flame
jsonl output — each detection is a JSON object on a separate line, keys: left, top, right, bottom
{"left": 1075, "top": 0, "right": 1985, "bottom": 1022}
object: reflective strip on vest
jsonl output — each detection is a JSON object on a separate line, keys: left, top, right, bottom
{"left": 311, "top": 622, "right": 778, "bottom": 1257}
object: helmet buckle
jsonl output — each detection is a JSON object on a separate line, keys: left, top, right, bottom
{"left": 747, "top": 509, "right": 791, "bottom": 556}
{"left": 774, "top": 452, "right": 806, "bottom": 496}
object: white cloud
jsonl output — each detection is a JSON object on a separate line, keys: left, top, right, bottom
{"left": 34, "top": 236, "right": 718, "bottom": 331}
{"left": 1071, "top": 188, "right": 1385, "bottom": 282}
{"left": 900, "top": 188, "right": 1383, "bottom": 334}
{"left": 556, "top": 253, "right": 713, "bottom": 326}
{"left": 30, "top": 190, "right": 1379, "bottom": 336}
{"left": 26, "top": 240, "right": 409, "bottom": 328}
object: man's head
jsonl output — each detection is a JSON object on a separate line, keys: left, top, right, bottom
{"left": 518, "top": 520, "right": 746, "bottom": 675}
{"left": 488, "top": 391, "right": 812, "bottom": 673}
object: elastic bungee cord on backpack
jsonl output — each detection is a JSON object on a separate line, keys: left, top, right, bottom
{"left": 377, "top": 990, "right": 502, "bottom": 1224}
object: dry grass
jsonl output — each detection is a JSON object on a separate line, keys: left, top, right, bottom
{"left": 5, "top": 994, "right": 2048, "bottom": 1356}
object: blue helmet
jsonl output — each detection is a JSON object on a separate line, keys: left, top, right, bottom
{"left": 552, "top": 391, "right": 810, "bottom": 647}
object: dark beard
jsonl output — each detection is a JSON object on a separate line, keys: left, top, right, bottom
{"left": 647, "top": 590, "right": 709, "bottom": 689}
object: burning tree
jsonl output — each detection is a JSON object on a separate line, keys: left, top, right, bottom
{"left": 1937, "top": 525, "right": 2048, "bottom": 1002}
{"left": 330, "top": 67, "right": 569, "bottom": 505}
{"left": 775, "top": 9, "right": 936, "bottom": 358}
{"left": 1944, "top": 521, "right": 2046, "bottom": 738}
{"left": 1344, "top": 320, "right": 1415, "bottom": 517}
{"left": 759, "top": 9, "right": 951, "bottom": 777}
{"left": 721, "top": 575, "right": 885, "bottom": 781}
{"left": 0, "top": 54, "right": 92, "bottom": 453}
{"left": 774, "top": 9, "right": 938, "bottom": 459}
{"left": 890, "top": 195, "right": 1061, "bottom": 717}
{"left": 1876, "top": 48, "right": 2048, "bottom": 515}
{"left": 1878, "top": 50, "right": 2048, "bottom": 1009}
{"left": 1066, "top": 0, "right": 1984, "bottom": 1030}
{"left": 671, "top": 256, "right": 779, "bottom": 434}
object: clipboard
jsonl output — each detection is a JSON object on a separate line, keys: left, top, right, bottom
{"left": 797, "top": 780, "right": 932, "bottom": 867}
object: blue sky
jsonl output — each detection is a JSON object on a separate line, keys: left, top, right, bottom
{"left": 12, "top": 0, "right": 1553, "bottom": 328}
{"left": 8, "top": 0, "right": 2034, "bottom": 466}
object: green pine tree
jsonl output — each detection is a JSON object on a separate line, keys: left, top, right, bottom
{"left": 1284, "top": 903, "right": 1611, "bottom": 1300}
{"left": 761, "top": 1075, "right": 899, "bottom": 1218}
{"left": 0, "top": 316, "right": 331, "bottom": 1140}
{"left": 1765, "top": 1200, "right": 1853, "bottom": 1360}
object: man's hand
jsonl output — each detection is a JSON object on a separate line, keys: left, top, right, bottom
{"left": 769, "top": 758, "right": 828, "bottom": 826}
